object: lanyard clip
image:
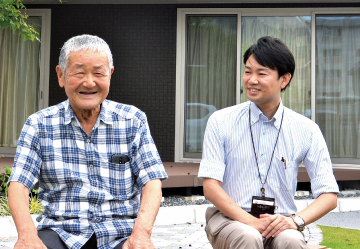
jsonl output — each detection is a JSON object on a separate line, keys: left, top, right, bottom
{"left": 261, "top": 187, "right": 265, "bottom": 197}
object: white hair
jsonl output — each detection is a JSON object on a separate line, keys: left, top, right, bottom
{"left": 58, "top": 34, "right": 113, "bottom": 74}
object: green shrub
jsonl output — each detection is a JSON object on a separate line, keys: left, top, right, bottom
{"left": 0, "top": 196, "right": 11, "bottom": 216}
{"left": 0, "top": 165, "right": 44, "bottom": 216}
{"left": 0, "top": 165, "right": 12, "bottom": 196}
{"left": 29, "top": 191, "right": 44, "bottom": 214}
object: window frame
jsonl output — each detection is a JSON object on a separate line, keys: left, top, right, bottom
{"left": 0, "top": 9, "right": 51, "bottom": 157}
{"left": 175, "top": 7, "right": 360, "bottom": 169}
{"left": 175, "top": 9, "right": 242, "bottom": 163}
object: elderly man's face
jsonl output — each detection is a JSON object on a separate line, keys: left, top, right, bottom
{"left": 56, "top": 50, "right": 113, "bottom": 115}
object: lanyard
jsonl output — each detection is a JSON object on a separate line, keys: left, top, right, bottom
{"left": 249, "top": 105, "right": 284, "bottom": 197}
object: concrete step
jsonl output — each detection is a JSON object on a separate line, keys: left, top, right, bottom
{"left": 308, "top": 245, "right": 328, "bottom": 249}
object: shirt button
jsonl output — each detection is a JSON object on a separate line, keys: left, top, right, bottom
{"left": 89, "top": 164, "right": 93, "bottom": 168}
{"left": 92, "top": 187, "right": 97, "bottom": 191}
{"left": 87, "top": 139, "right": 91, "bottom": 143}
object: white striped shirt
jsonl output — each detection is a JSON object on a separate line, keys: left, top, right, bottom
{"left": 198, "top": 101, "right": 339, "bottom": 214}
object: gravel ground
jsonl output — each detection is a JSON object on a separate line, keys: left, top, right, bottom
{"left": 161, "top": 191, "right": 360, "bottom": 207}
{"left": 315, "top": 211, "right": 360, "bottom": 230}
{"left": 161, "top": 196, "right": 212, "bottom": 207}
{"left": 333, "top": 191, "right": 360, "bottom": 198}
{"left": 295, "top": 191, "right": 360, "bottom": 199}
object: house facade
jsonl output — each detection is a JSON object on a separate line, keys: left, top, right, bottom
{"left": 1, "top": 0, "right": 360, "bottom": 184}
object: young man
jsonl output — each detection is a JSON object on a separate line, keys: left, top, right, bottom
{"left": 198, "top": 36, "right": 339, "bottom": 249}
{"left": 8, "top": 34, "right": 168, "bottom": 249}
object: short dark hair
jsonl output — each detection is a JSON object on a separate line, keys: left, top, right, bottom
{"left": 243, "top": 36, "right": 295, "bottom": 91}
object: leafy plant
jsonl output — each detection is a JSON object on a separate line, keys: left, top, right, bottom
{"left": 0, "top": 0, "right": 62, "bottom": 42}
{"left": 0, "top": 191, "right": 44, "bottom": 217}
{"left": 0, "top": 195, "right": 11, "bottom": 216}
{"left": 0, "top": 0, "right": 39, "bottom": 41}
{"left": 0, "top": 165, "right": 12, "bottom": 196}
{"left": 29, "top": 191, "right": 44, "bottom": 214}
{"left": 0, "top": 164, "right": 44, "bottom": 216}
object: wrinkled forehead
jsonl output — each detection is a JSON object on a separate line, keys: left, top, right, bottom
{"left": 68, "top": 49, "right": 108, "bottom": 57}
{"left": 67, "top": 50, "right": 111, "bottom": 68}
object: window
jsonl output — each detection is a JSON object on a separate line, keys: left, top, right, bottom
{"left": 240, "top": 16, "right": 311, "bottom": 116}
{"left": 0, "top": 9, "right": 51, "bottom": 157}
{"left": 315, "top": 15, "right": 360, "bottom": 162}
{"left": 185, "top": 15, "right": 237, "bottom": 157}
{"left": 176, "top": 8, "right": 360, "bottom": 168}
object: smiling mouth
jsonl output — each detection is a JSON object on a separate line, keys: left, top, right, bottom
{"left": 79, "top": 92, "right": 97, "bottom": 95}
{"left": 249, "top": 88, "right": 260, "bottom": 93}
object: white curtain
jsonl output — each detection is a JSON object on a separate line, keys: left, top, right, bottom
{"left": 316, "top": 15, "right": 360, "bottom": 158}
{"left": 185, "top": 16, "right": 237, "bottom": 153}
{"left": 0, "top": 17, "right": 42, "bottom": 147}
{"left": 241, "top": 16, "right": 312, "bottom": 117}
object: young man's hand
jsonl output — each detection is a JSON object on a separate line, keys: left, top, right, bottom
{"left": 260, "top": 214, "right": 298, "bottom": 238}
{"left": 248, "top": 213, "right": 272, "bottom": 233}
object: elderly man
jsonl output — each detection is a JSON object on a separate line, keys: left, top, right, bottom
{"left": 199, "top": 36, "right": 339, "bottom": 249}
{"left": 8, "top": 34, "right": 168, "bottom": 249}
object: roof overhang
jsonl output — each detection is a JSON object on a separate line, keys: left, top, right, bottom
{"left": 23, "top": 0, "right": 360, "bottom": 4}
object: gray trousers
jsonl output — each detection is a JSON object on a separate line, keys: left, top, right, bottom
{"left": 205, "top": 207, "right": 309, "bottom": 249}
{"left": 38, "top": 229, "right": 126, "bottom": 249}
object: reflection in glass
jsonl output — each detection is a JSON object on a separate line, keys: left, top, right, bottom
{"left": 316, "top": 15, "right": 360, "bottom": 158}
{"left": 241, "top": 16, "right": 312, "bottom": 117}
{"left": 185, "top": 16, "right": 237, "bottom": 154}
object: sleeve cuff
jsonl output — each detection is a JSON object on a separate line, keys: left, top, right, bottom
{"left": 311, "top": 174, "right": 339, "bottom": 198}
{"left": 198, "top": 159, "right": 225, "bottom": 182}
{"left": 137, "top": 166, "right": 168, "bottom": 188}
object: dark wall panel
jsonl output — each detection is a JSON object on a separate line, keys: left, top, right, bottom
{"left": 36, "top": 4, "right": 177, "bottom": 162}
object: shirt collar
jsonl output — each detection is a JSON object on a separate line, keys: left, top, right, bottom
{"left": 64, "top": 99, "right": 113, "bottom": 126}
{"left": 64, "top": 100, "right": 75, "bottom": 125}
{"left": 249, "top": 100, "right": 284, "bottom": 130}
{"left": 99, "top": 99, "right": 114, "bottom": 125}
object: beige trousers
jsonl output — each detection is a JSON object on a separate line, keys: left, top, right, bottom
{"left": 205, "top": 207, "right": 309, "bottom": 249}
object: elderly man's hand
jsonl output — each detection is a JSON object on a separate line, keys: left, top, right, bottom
{"left": 260, "top": 214, "right": 298, "bottom": 238}
{"left": 14, "top": 235, "right": 47, "bottom": 249}
{"left": 122, "top": 232, "right": 155, "bottom": 249}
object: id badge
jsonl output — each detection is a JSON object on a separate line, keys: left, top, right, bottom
{"left": 250, "top": 196, "right": 275, "bottom": 218}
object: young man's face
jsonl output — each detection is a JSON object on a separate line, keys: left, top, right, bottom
{"left": 56, "top": 50, "right": 114, "bottom": 115}
{"left": 243, "top": 54, "right": 290, "bottom": 112}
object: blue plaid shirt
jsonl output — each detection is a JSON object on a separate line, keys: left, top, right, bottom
{"left": 9, "top": 99, "right": 168, "bottom": 249}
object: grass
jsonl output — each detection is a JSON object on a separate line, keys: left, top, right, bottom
{"left": 0, "top": 196, "right": 11, "bottom": 216}
{"left": 29, "top": 193, "right": 44, "bottom": 214}
{"left": 0, "top": 164, "right": 44, "bottom": 217}
{"left": 0, "top": 194, "right": 44, "bottom": 217}
{"left": 319, "top": 225, "right": 360, "bottom": 249}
